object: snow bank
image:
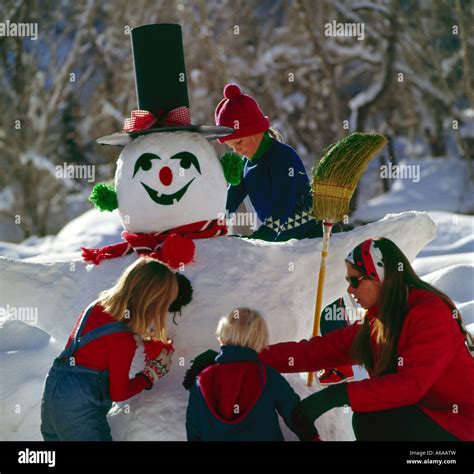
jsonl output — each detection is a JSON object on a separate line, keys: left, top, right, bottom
{"left": 0, "top": 209, "right": 123, "bottom": 261}
{"left": 412, "top": 211, "right": 474, "bottom": 329}
{"left": 0, "top": 321, "right": 61, "bottom": 441}
{"left": 0, "top": 211, "right": 436, "bottom": 441}
{"left": 352, "top": 158, "right": 474, "bottom": 222}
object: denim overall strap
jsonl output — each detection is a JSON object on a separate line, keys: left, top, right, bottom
{"left": 52, "top": 320, "right": 129, "bottom": 375}
{"left": 74, "top": 301, "right": 98, "bottom": 339}
{"left": 74, "top": 321, "right": 130, "bottom": 352}
{"left": 59, "top": 302, "right": 97, "bottom": 360}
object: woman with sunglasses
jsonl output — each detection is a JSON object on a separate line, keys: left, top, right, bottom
{"left": 259, "top": 237, "right": 474, "bottom": 441}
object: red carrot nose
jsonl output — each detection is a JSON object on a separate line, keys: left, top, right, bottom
{"left": 159, "top": 166, "right": 173, "bottom": 186}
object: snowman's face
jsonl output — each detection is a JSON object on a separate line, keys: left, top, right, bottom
{"left": 115, "top": 131, "right": 227, "bottom": 233}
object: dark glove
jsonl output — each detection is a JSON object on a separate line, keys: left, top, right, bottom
{"left": 292, "top": 383, "right": 350, "bottom": 440}
{"left": 292, "top": 410, "right": 321, "bottom": 441}
{"left": 182, "top": 349, "right": 218, "bottom": 390}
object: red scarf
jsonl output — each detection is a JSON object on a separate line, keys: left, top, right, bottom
{"left": 81, "top": 219, "right": 227, "bottom": 268}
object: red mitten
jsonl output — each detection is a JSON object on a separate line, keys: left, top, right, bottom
{"left": 138, "top": 346, "right": 174, "bottom": 387}
{"left": 143, "top": 339, "right": 174, "bottom": 363}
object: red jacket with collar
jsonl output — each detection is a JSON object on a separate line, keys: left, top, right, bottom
{"left": 259, "top": 288, "right": 474, "bottom": 441}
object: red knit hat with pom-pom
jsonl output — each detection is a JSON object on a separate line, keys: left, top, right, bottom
{"left": 214, "top": 83, "right": 270, "bottom": 143}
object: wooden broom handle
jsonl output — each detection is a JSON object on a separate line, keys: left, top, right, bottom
{"left": 307, "top": 221, "right": 333, "bottom": 386}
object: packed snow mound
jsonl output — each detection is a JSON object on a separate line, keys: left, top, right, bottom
{"left": 0, "top": 240, "right": 48, "bottom": 260}
{"left": 457, "top": 301, "right": 474, "bottom": 327}
{"left": 0, "top": 211, "right": 435, "bottom": 441}
{"left": 0, "top": 209, "right": 123, "bottom": 262}
{"left": 412, "top": 253, "right": 473, "bottom": 276}
{"left": 0, "top": 337, "right": 61, "bottom": 441}
{"left": 352, "top": 159, "right": 474, "bottom": 222}
{"left": 412, "top": 211, "right": 474, "bottom": 329}
{"left": 0, "top": 320, "right": 51, "bottom": 352}
{"left": 0, "top": 211, "right": 435, "bottom": 344}
{"left": 418, "top": 212, "right": 474, "bottom": 253}
{"left": 421, "top": 264, "right": 473, "bottom": 305}
{"left": 413, "top": 212, "right": 473, "bottom": 275}
{"left": 54, "top": 208, "right": 123, "bottom": 252}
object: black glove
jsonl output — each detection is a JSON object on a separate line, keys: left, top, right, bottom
{"left": 292, "top": 410, "right": 321, "bottom": 441}
{"left": 292, "top": 383, "right": 350, "bottom": 440}
{"left": 182, "top": 349, "right": 218, "bottom": 390}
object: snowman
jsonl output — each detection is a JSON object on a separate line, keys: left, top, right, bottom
{"left": 81, "top": 24, "right": 234, "bottom": 309}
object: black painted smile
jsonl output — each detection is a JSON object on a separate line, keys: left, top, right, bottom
{"left": 141, "top": 178, "right": 195, "bottom": 206}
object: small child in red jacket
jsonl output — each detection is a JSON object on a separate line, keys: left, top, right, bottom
{"left": 41, "top": 257, "right": 178, "bottom": 441}
{"left": 185, "top": 308, "right": 318, "bottom": 441}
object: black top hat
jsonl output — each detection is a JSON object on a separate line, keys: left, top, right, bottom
{"left": 97, "top": 24, "right": 232, "bottom": 146}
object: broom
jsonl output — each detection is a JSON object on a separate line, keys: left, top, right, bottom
{"left": 307, "top": 132, "right": 388, "bottom": 386}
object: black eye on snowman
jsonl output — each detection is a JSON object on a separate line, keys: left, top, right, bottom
{"left": 133, "top": 153, "right": 161, "bottom": 178}
{"left": 171, "top": 152, "right": 201, "bottom": 174}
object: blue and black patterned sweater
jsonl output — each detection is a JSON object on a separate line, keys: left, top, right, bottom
{"left": 226, "top": 134, "right": 321, "bottom": 241}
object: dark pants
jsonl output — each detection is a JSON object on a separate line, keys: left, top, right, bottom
{"left": 41, "top": 359, "right": 113, "bottom": 441}
{"left": 352, "top": 405, "right": 459, "bottom": 441}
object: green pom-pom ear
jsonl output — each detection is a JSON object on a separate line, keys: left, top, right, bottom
{"left": 89, "top": 183, "right": 118, "bottom": 212}
{"left": 219, "top": 152, "right": 244, "bottom": 185}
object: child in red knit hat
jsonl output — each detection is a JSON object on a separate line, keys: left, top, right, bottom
{"left": 215, "top": 83, "right": 322, "bottom": 241}
{"left": 215, "top": 84, "right": 355, "bottom": 384}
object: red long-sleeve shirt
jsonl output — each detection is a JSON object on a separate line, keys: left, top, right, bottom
{"left": 259, "top": 288, "right": 474, "bottom": 441}
{"left": 65, "top": 304, "right": 149, "bottom": 402}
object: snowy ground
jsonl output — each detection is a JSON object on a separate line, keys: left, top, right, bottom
{"left": 0, "top": 209, "right": 436, "bottom": 441}
{"left": 412, "top": 212, "right": 474, "bottom": 333}
{"left": 0, "top": 198, "right": 472, "bottom": 441}
{"left": 353, "top": 157, "right": 474, "bottom": 222}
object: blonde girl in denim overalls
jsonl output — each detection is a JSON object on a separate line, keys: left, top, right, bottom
{"left": 40, "top": 258, "right": 178, "bottom": 441}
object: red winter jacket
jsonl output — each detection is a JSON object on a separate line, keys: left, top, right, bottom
{"left": 259, "top": 288, "right": 474, "bottom": 441}
{"left": 65, "top": 304, "right": 149, "bottom": 402}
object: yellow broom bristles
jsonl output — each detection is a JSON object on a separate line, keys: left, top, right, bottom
{"left": 312, "top": 133, "right": 388, "bottom": 222}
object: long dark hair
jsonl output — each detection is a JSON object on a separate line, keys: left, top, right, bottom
{"left": 350, "top": 237, "right": 470, "bottom": 375}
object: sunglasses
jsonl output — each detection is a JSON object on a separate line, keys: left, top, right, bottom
{"left": 345, "top": 275, "right": 369, "bottom": 289}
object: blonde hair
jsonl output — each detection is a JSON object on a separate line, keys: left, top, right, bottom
{"left": 268, "top": 127, "right": 283, "bottom": 142}
{"left": 216, "top": 308, "right": 269, "bottom": 352}
{"left": 97, "top": 257, "right": 178, "bottom": 340}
